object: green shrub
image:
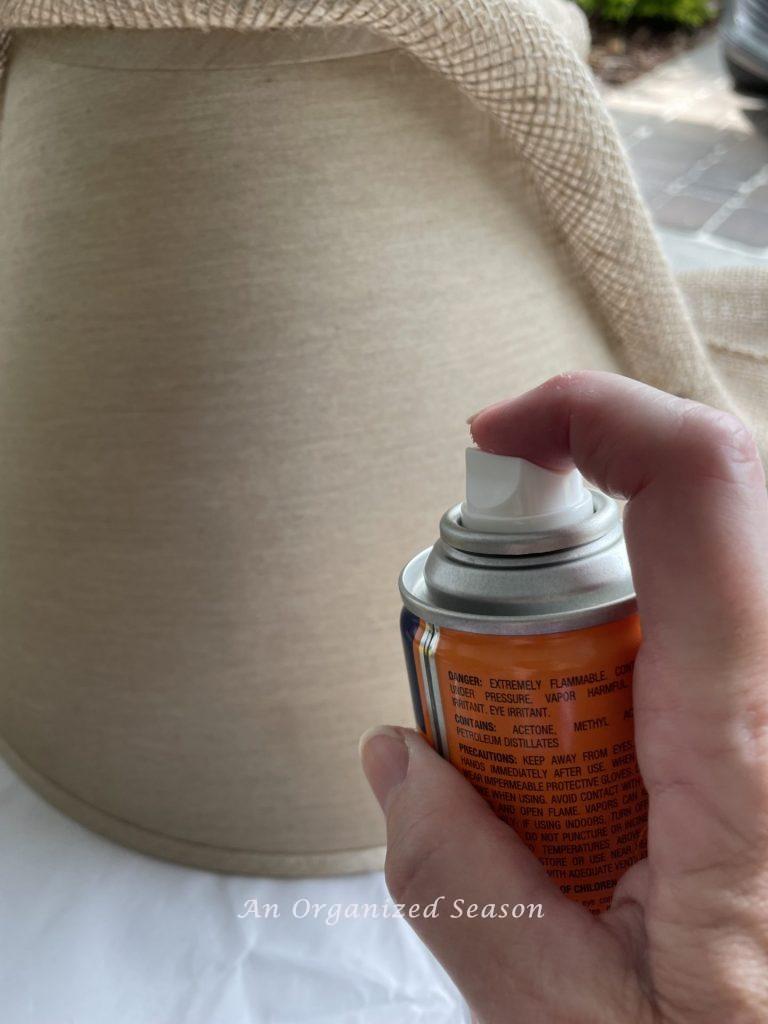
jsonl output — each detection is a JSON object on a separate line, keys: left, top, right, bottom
{"left": 577, "top": 0, "right": 717, "bottom": 27}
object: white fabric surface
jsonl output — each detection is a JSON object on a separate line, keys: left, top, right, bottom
{"left": 0, "top": 757, "right": 468, "bottom": 1024}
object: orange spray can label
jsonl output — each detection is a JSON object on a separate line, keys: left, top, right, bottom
{"left": 401, "top": 608, "right": 647, "bottom": 912}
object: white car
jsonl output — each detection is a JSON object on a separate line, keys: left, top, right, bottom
{"left": 722, "top": 0, "right": 768, "bottom": 91}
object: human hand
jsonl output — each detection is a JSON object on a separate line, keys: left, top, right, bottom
{"left": 360, "top": 371, "right": 768, "bottom": 1023}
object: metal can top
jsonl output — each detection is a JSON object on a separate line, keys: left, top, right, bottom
{"left": 399, "top": 491, "right": 637, "bottom": 635}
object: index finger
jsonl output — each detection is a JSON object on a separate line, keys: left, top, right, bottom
{"left": 469, "top": 371, "right": 768, "bottom": 672}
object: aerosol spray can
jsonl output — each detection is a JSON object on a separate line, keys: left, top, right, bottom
{"left": 399, "top": 449, "right": 647, "bottom": 912}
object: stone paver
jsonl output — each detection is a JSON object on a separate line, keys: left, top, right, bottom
{"left": 747, "top": 183, "right": 768, "bottom": 208}
{"left": 603, "top": 38, "right": 768, "bottom": 263}
{"left": 653, "top": 193, "right": 723, "bottom": 231}
{"left": 716, "top": 207, "right": 768, "bottom": 247}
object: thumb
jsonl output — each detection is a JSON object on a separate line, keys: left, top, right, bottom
{"left": 359, "top": 726, "right": 639, "bottom": 1022}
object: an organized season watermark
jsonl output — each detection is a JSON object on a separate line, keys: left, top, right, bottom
{"left": 237, "top": 897, "right": 544, "bottom": 926}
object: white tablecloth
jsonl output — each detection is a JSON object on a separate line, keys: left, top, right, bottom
{"left": 0, "top": 758, "right": 468, "bottom": 1024}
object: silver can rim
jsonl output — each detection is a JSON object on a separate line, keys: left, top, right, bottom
{"left": 399, "top": 547, "right": 638, "bottom": 636}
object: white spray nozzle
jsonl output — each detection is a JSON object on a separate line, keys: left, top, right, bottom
{"left": 460, "top": 448, "right": 594, "bottom": 534}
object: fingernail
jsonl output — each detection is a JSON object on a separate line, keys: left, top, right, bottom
{"left": 466, "top": 409, "right": 483, "bottom": 426}
{"left": 359, "top": 726, "right": 410, "bottom": 813}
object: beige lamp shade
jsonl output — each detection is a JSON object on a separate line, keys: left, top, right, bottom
{"left": 0, "top": 3, "right": 766, "bottom": 875}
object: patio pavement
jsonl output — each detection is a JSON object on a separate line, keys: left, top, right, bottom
{"left": 602, "top": 38, "right": 768, "bottom": 270}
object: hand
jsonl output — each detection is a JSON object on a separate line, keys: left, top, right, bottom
{"left": 359, "top": 371, "right": 768, "bottom": 1024}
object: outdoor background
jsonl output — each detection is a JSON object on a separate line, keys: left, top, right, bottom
{"left": 587, "top": 0, "right": 768, "bottom": 268}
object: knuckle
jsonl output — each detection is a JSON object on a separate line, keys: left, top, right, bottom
{"left": 676, "top": 402, "right": 760, "bottom": 477}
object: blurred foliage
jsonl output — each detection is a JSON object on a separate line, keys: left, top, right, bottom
{"left": 577, "top": 0, "right": 717, "bottom": 27}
